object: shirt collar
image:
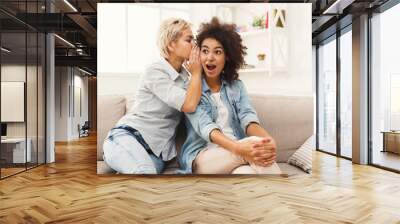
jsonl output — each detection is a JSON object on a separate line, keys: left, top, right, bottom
{"left": 202, "top": 78, "right": 228, "bottom": 93}
{"left": 160, "top": 57, "right": 187, "bottom": 81}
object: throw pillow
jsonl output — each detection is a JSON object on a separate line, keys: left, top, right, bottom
{"left": 287, "top": 135, "right": 315, "bottom": 173}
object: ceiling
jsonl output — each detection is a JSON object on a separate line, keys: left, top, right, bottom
{"left": 1, "top": 0, "right": 98, "bottom": 74}
{"left": 0, "top": 0, "right": 393, "bottom": 75}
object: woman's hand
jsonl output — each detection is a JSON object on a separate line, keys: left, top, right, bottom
{"left": 184, "top": 46, "right": 202, "bottom": 77}
{"left": 256, "top": 137, "right": 278, "bottom": 166}
{"left": 234, "top": 137, "right": 277, "bottom": 167}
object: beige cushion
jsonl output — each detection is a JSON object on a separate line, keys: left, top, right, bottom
{"left": 287, "top": 135, "right": 315, "bottom": 173}
{"left": 97, "top": 95, "right": 126, "bottom": 160}
{"left": 249, "top": 94, "right": 314, "bottom": 162}
{"left": 277, "top": 163, "right": 308, "bottom": 176}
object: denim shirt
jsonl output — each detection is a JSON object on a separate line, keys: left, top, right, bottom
{"left": 178, "top": 78, "right": 260, "bottom": 174}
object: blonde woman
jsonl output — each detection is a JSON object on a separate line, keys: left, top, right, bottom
{"left": 103, "top": 18, "right": 202, "bottom": 174}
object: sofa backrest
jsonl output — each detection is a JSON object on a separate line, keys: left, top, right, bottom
{"left": 249, "top": 94, "right": 314, "bottom": 161}
{"left": 97, "top": 94, "right": 314, "bottom": 162}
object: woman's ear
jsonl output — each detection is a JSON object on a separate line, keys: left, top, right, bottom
{"left": 167, "top": 41, "right": 175, "bottom": 53}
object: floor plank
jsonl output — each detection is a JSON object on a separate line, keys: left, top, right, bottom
{"left": 1, "top": 134, "right": 400, "bottom": 223}
{"left": 373, "top": 151, "right": 400, "bottom": 171}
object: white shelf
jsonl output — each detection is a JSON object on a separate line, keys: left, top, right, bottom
{"left": 239, "top": 29, "right": 268, "bottom": 38}
{"left": 239, "top": 68, "right": 269, "bottom": 74}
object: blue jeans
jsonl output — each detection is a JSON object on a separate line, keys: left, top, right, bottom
{"left": 103, "top": 127, "right": 165, "bottom": 174}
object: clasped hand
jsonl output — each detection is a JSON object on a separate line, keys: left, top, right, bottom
{"left": 236, "top": 137, "right": 277, "bottom": 167}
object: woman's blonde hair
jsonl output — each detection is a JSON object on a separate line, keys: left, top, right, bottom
{"left": 157, "top": 18, "right": 191, "bottom": 59}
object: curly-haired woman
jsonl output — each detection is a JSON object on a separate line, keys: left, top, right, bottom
{"left": 179, "top": 17, "right": 282, "bottom": 174}
{"left": 103, "top": 18, "right": 202, "bottom": 174}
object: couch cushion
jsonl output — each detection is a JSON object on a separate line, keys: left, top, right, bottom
{"left": 97, "top": 95, "right": 126, "bottom": 160}
{"left": 249, "top": 94, "right": 313, "bottom": 161}
{"left": 277, "top": 163, "right": 308, "bottom": 176}
{"left": 287, "top": 135, "right": 315, "bottom": 173}
{"left": 276, "top": 148, "right": 297, "bottom": 163}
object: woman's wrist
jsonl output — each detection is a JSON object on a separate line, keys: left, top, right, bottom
{"left": 191, "top": 71, "right": 202, "bottom": 78}
{"left": 232, "top": 142, "right": 243, "bottom": 156}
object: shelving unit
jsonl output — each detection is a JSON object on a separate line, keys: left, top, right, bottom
{"left": 215, "top": 3, "right": 288, "bottom": 76}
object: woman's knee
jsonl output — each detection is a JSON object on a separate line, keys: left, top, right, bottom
{"left": 193, "top": 147, "right": 245, "bottom": 174}
{"left": 102, "top": 135, "right": 159, "bottom": 174}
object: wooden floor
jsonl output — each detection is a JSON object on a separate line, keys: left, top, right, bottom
{"left": 1, "top": 163, "right": 45, "bottom": 178}
{"left": 373, "top": 150, "right": 400, "bottom": 171}
{"left": 1, "top": 134, "right": 400, "bottom": 223}
{"left": 1, "top": 167, "right": 26, "bottom": 178}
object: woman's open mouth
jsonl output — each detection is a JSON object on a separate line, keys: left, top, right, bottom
{"left": 205, "top": 64, "right": 217, "bottom": 72}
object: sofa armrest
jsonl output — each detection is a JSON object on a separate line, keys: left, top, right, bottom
{"left": 97, "top": 95, "right": 127, "bottom": 160}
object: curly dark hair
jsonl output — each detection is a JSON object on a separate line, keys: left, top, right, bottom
{"left": 196, "top": 17, "right": 247, "bottom": 84}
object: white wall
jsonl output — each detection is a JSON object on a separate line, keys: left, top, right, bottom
{"left": 98, "top": 73, "right": 140, "bottom": 96}
{"left": 230, "top": 4, "right": 312, "bottom": 95}
{"left": 72, "top": 74, "right": 89, "bottom": 138}
{"left": 98, "top": 3, "right": 189, "bottom": 96}
{"left": 98, "top": 3, "right": 312, "bottom": 96}
{"left": 189, "top": 3, "right": 215, "bottom": 33}
{"left": 55, "top": 67, "right": 68, "bottom": 141}
{"left": 1, "top": 65, "right": 26, "bottom": 139}
{"left": 1, "top": 64, "right": 46, "bottom": 163}
{"left": 55, "top": 67, "right": 89, "bottom": 141}
{"left": 1, "top": 65, "right": 37, "bottom": 137}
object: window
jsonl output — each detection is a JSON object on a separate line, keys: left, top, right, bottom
{"left": 340, "top": 29, "right": 352, "bottom": 158}
{"left": 98, "top": 4, "right": 190, "bottom": 75}
{"left": 317, "top": 36, "right": 337, "bottom": 155}
{"left": 390, "top": 74, "right": 400, "bottom": 130}
{"left": 0, "top": 1, "right": 46, "bottom": 179}
{"left": 371, "top": 2, "right": 400, "bottom": 171}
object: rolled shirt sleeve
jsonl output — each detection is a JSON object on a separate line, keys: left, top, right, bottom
{"left": 236, "top": 80, "right": 260, "bottom": 132}
{"left": 145, "top": 67, "right": 187, "bottom": 111}
{"left": 185, "top": 98, "right": 220, "bottom": 143}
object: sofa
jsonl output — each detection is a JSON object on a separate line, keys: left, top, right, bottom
{"left": 97, "top": 93, "right": 314, "bottom": 175}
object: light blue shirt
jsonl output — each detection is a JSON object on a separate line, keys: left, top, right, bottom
{"left": 117, "top": 58, "right": 190, "bottom": 161}
{"left": 178, "top": 78, "right": 260, "bottom": 173}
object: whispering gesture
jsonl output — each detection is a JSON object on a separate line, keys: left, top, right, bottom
{"left": 184, "top": 46, "right": 202, "bottom": 76}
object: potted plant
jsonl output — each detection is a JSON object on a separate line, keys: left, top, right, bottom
{"left": 252, "top": 15, "right": 266, "bottom": 29}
